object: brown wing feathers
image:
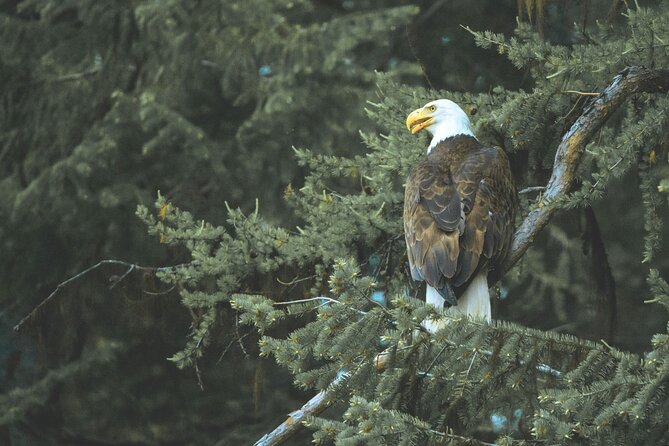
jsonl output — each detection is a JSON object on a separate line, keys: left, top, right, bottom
{"left": 404, "top": 135, "right": 517, "bottom": 302}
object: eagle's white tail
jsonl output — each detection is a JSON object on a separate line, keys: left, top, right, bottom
{"left": 423, "top": 286, "right": 446, "bottom": 333}
{"left": 425, "top": 285, "right": 446, "bottom": 308}
{"left": 423, "top": 272, "right": 491, "bottom": 333}
{"left": 456, "top": 272, "right": 491, "bottom": 321}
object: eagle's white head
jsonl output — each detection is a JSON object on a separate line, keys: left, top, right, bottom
{"left": 405, "top": 99, "right": 475, "bottom": 153}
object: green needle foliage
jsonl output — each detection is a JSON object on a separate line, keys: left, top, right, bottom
{"left": 137, "top": 2, "right": 669, "bottom": 444}
{"left": 4, "top": 0, "right": 669, "bottom": 444}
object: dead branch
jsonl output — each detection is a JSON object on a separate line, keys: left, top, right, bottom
{"left": 503, "top": 66, "right": 669, "bottom": 272}
{"left": 13, "top": 260, "right": 187, "bottom": 332}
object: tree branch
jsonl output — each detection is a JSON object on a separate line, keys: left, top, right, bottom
{"left": 503, "top": 66, "right": 669, "bottom": 273}
{"left": 13, "top": 260, "right": 188, "bottom": 332}
{"left": 253, "top": 372, "right": 347, "bottom": 446}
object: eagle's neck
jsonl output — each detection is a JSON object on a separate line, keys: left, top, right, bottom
{"left": 427, "top": 117, "right": 475, "bottom": 154}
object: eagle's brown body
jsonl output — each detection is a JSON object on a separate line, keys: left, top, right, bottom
{"left": 403, "top": 135, "right": 517, "bottom": 306}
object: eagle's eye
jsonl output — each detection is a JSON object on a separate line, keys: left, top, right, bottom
{"left": 428, "top": 105, "right": 437, "bottom": 112}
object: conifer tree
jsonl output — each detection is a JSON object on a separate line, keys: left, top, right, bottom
{"left": 0, "top": 0, "right": 424, "bottom": 443}
{"left": 137, "top": 2, "right": 669, "bottom": 444}
{"left": 4, "top": 1, "right": 669, "bottom": 445}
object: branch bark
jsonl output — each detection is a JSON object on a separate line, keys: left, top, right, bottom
{"left": 253, "top": 373, "right": 346, "bottom": 446}
{"left": 503, "top": 66, "right": 669, "bottom": 272}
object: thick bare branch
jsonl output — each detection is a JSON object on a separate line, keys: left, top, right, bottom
{"left": 253, "top": 373, "right": 347, "bottom": 446}
{"left": 503, "top": 66, "right": 669, "bottom": 272}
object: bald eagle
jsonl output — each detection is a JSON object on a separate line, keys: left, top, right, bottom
{"left": 404, "top": 99, "right": 517, "bottom": 329}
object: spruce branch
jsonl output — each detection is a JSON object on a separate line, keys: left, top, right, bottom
{"left": 504, "top": 66, "right": 669, "bottom": 272}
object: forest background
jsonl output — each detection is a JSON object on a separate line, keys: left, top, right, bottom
{"left": 2, "top": 0, "right": 669, "bottom": 445}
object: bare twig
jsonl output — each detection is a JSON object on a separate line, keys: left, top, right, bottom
{"left": 518, "top": 186, "right": 546, "bottom": 195}
{"left": 561, "top": 90, "right": 600, "bottom": 96}
{"left": 12, "top": 66, "right": 101, "bottom": 89}
{"left": 14, "top": 260, "right": 188, "bottom": 332}
{"left": 143, "top": 284, "right": 177, "bottom": 296}
{"left": 276, "top": 274, "right": 316, "bottom": 286}
{"left": 195, "top": 361, "right": 205, "bottom": 391}
{"left": 109, "top": 264, "right": 135, "bottom": 290}
{"left": 216, "top": 332, "right": 251, "bottom": 364}
{"left": 503, "top": 66, "right": 669, "bottom": 273}
{"left": 48, "top": 66, "right": 101, "bottom": 84}
{"left": 273, "top": 296, "right": 341, "bottom": 306}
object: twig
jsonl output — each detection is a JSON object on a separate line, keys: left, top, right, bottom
{"left": 518, "top": 186, "right": 546, "bottom": 194}
{"left": 217, "top": 332, "right": 251, "bottom": 364}
{"left": 421, "top": 342, "right": 450, "bottom": 378}
{"left": 273, "top": 296, "right": 341, "bottom": 306}
{"left": 561, "top": 90, "right": 600, "bottom": 96}
{"left": 276, "top": 274, "right": 316, "bottom": 286}
{"left": 195, "top": 361, "right": 204, "bottom": 391}
{"left": 234, "top": 313, "right": 250, "bottom": 359}
{"left": 14, "top": 260, "right": 189, "bottom": 332}
{"left": 109, "top": 264, "right": 135, "bottom": 290}
{"left": 428, "top": 429, "right": 496, "bottom": 445}
{"left": 12, "top": 66, "right": 101, "bottom": 89}
{"left": 405, "top": 25, "right": 435, "bottom": 90}
{"left": 48, "top": 66, "right": 101, "bottom": 84}
{"left": 503, "top": 66, "right": 669, "bottom": 273}
{"left": 590, "top": 156, "right": 625, "bottom": 192}
{"left": 143, "top": 284, "right": 177, "bottom": 296}
{"left": 460, "top": 25, "right": 511, "bottom": 50}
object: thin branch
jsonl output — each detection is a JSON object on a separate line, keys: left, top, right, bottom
{"left": 428, "top": 429, "right": 496, "bottom": 445}
{"left": 503, "top": 66, "right": 669, "bottom": 273}
{"left": 518, "top": 186, "right": 546, "bottom": 194}
{"left": 273, "top": 296, "right": 341, "bottom": 306}
{"left": 194, "top": 361, "right": 204, "bottom": 391}
{"left": 109, "top": 264, "right": 135, "bottom": 290}
{"left": 14, "top": 260, "right": 189, "bottom": 332}
{"left": 276, "top": 274, "right": 316, "bottom": 286}
{"left": 143, "top": 284, "right": 177, "bottom": 296}
{"left": 48, "top": 66, "right": 101, "bottom": 84}
{"left": 234, "top": 313, "right": 250, "bottom": 359}
{"left": 561, "top": 90, "right": 600, "bottom": 96}
{"left": 217, "top": 332, "right": 251, "bottom": 364}
{"left": 12, "top": 66, "right": 101, "bottom": 89}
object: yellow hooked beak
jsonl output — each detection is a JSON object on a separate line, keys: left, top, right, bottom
{"left": 406, "top": 107, "right": 435, "bottom": 134}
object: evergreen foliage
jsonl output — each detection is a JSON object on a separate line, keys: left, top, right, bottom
{"left": 4, "top": 0, "right": 669, "bottom": 444}
{"left": 137, "top": 1, "right": 669, "bottom": 444}
{"left": 0, "top": 0, "right": 424, "bottom": 443}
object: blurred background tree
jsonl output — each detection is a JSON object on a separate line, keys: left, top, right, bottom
{"left": 2, "top": 0, "right": 669, "bottom": 445}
